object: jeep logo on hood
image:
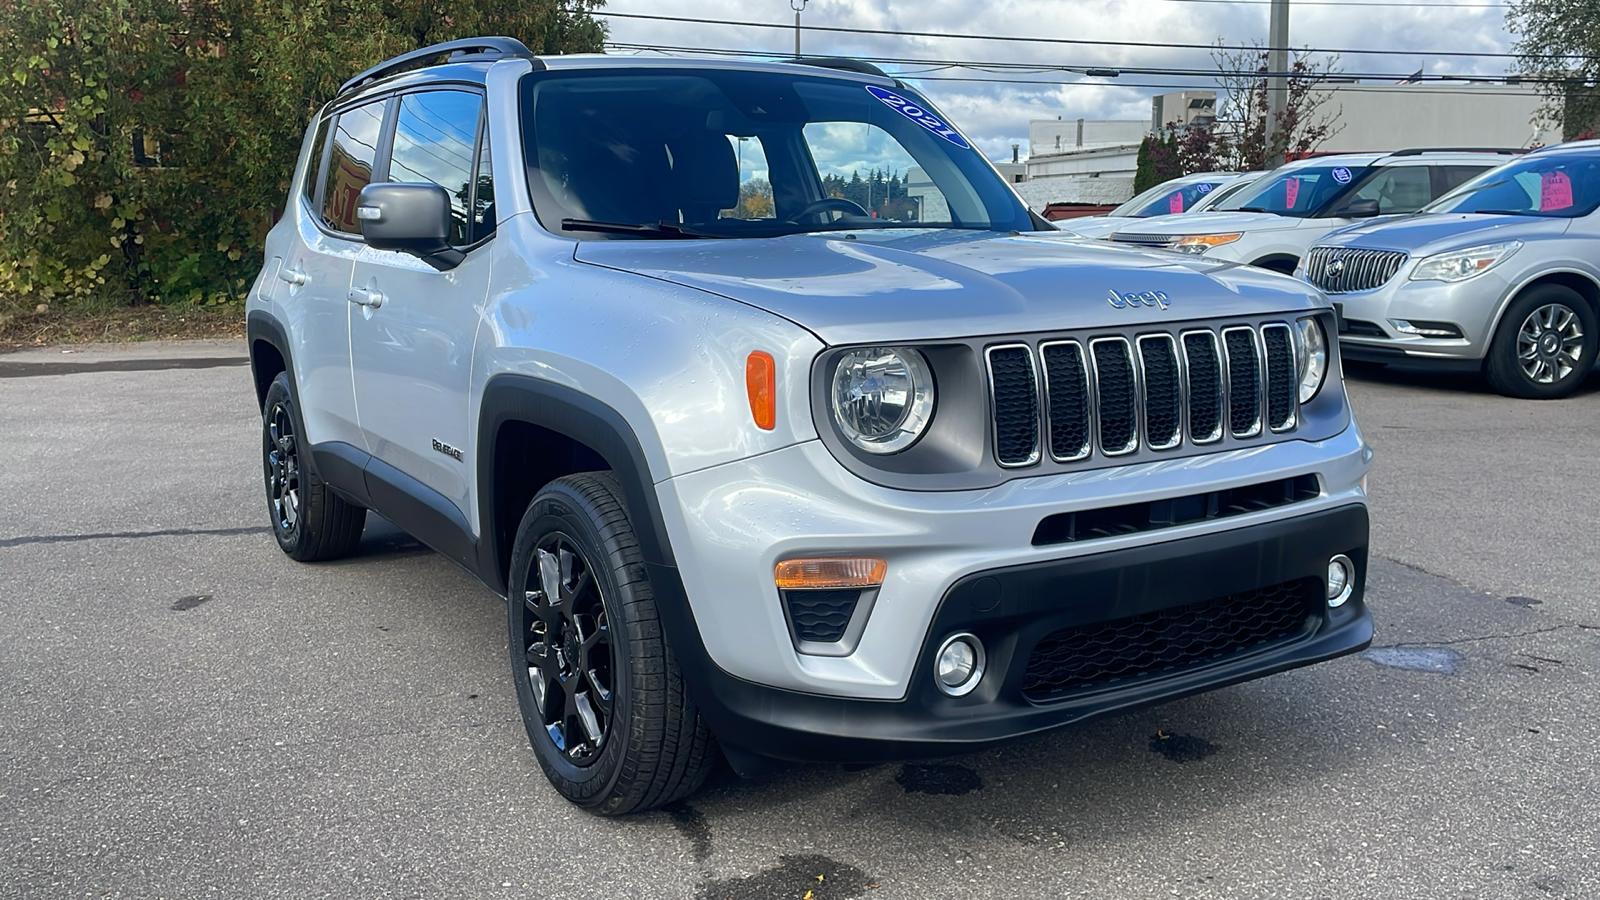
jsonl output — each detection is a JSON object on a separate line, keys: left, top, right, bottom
{"left": 1107, "top": 289, "right": 1171, "bottom": 311}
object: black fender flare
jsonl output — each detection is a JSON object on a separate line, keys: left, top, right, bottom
{"left": 245, "top": 310, "right": 296, "bottom": 411}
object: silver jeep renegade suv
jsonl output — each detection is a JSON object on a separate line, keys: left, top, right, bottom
{"left": 247, "top": 38, "right": 1373, "bottom": 815}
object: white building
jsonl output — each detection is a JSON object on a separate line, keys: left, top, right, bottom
{"left": 1311, "top": 82, "right": 1551, "bottom": 152}
{"left": 1020, "top": 118, "right": 1146, "bottom": 206}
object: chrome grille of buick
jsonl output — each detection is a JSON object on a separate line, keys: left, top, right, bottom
{"left": 1303, "top": 247, "right": 1408, "bottom": 294}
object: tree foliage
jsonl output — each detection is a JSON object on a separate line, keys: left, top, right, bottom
{"left": 1508, "top": 0, "right": 1595, "bottom": 139}
{"left": 0, "top": 1, "right": 605, "bottom": 305}
{"left": 1211, "top": 43, "right": 1342, "bottom": 170}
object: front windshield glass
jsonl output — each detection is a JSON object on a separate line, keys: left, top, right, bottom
{"left": 1423, "top": 153, "right": 1600, "bottom": 218}
{"left": 1191, "top": 175, "right": 1256, "bottom": 211}
{"left": 1111, "top": 177, "right": 1230, "bottom": 218}
{"left": 1213, "top": 164, "right": 1370, "bottom": 217}
{"left": 518, "top": 69, "right": 1034, "bottom": 238}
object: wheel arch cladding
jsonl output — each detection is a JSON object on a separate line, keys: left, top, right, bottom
{"left": 246, "top": 311, "right": 293, "bottom": 411}
{"left": 1513, "top": 271, "right": 1600, "bottom": 317}
{"left": 477, "top": 375, "right": 678, "bottom": 596}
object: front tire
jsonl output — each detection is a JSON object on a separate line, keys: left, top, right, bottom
{"left": 507, "top": 473, "right": 716, "bottom": 815}
{"left": 261, "top": 373, "right": 366, "bottom": 561}
{"left": 1485, "top": 285, "right": 1597, "bottom": 399}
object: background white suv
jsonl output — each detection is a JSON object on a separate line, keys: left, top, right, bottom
{"left": 1104, "top": 150, "right": 1510, "bottom": 272}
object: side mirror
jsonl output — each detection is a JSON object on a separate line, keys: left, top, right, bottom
{"left": 1336, "top": 198, "right": 1381, "bottom": 219}
{"left": 356, "top": 183, "right": 464, "bottom": 271}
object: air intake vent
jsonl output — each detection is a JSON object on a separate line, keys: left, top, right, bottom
{"left": 1138, "top": 335, "right": 1181, "bottom": 450}
{"left": 1041, "top": 341, "right": 1091, "bottom": 462}
{"left": 1223, "top": 327, "right": 1262, "bottom": 438}
{"left": 986, "top": 344, "right": 1041, "bottom": 467}
{"left": 1091, "top": 338, "right": 1138, "bottom": 455}
{"left": 1262, "top": 324, "right": 1297, "bottom": 431}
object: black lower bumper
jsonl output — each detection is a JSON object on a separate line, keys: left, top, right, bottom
{"left": 655, "top": 503, "right": 1371, "bottom": 764}
{"left": 1339, "top": 341, "right": 1483, "bottom": 372}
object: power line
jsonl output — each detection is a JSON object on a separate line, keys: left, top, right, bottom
{"left": 603, "top": 40, "right": 1545, "bottom": 84}
{"left": 593, "top": 10, "right": 1574, "bottom": 60}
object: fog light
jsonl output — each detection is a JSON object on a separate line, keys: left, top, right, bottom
{"left": 1327, "top": 555, "right": 1355, "bottom": 608}
{"left": 934, "top": 633, "right": 985, "bottom": 697}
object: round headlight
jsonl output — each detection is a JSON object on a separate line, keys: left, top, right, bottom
{"left": 1295, "top": 317, "right": 1329, "bottom": 403}
{"left": 830, "top": 347, "right": 935, "bottom": 454}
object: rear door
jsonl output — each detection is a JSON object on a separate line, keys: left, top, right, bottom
{"left": 348, "top": 88, "right": 495, "bottom": 521}
{"left": 284, "top": 97, "right": 389, "bottom": 449}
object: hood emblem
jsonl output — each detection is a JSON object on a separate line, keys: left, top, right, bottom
{"left": 1327, "top": 256, "right": 1347, "bottom": 276}
{"left": 1107, "top": 289, "right": 1171, "bottom": 311}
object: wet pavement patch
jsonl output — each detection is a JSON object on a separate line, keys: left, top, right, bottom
{"left": 664, "top": 801, "right": 712, "bottom": 863}
{"left": 1361, "top": 647, "right": 1462, "bottom": 674}
{"left": 171, "top": 594, "right": 213, "bottom": 612}
{"left": 699, "top": 854, "right": 871, "bottom": 900}
{"left": 1149, "top": 731, "right": 1219, "bottom": 763}
{"left": 895, "top": 763, "right": 982, "bottom": 795}
{"left": 1506, "top": 596, "right": 1543, "bottom": 608}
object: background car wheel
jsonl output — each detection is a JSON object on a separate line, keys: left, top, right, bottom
{"left": 1485, "top": 285, "right": 1598, "bottom": 399}
{"left": 261, "top": 373, "right": 367, "bottom": 561}
{"left": 507, "top": 472, "right": 716, "bottom": 815}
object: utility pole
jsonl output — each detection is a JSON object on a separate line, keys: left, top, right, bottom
{"left": 1265, "top": 0, "right": 1289, "bottom": 167}
{"left": 792, "top": 0, "right": 807, "bottom": 58}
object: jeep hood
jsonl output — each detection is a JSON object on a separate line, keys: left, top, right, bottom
{"left": 1313, "top": 212, "right": 1568, "bottom": 256}
{"left": 574, "top": 229, "right": 1323, "bottom": 345}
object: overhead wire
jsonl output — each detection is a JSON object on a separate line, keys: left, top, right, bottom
{"left": 592, "top": 10, "right": 1578, "bottom": 61}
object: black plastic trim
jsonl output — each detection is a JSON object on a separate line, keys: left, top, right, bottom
{"left": 794, "top": 57, "right": 889, "bottom": 78}
{"left": 309, "top": 442, "right": 372, "bottom": 507}
{"left": 340, "top": 36, "right": 532, "bottom": 94}
{"left": 364, "top": 456, "right": 477, "bottom": 570}
{"left": 686, "top": 504, "right": 1371, "bottom": 764}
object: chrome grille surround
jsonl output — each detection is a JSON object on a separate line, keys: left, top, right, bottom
{"left": 984, "top": 319, "right": 1304, "bottom": 469}
{"left": 1303, "top": 247, "right": 1409, "bottom": 294}
{"left": 1108, "top": 233, "right": 1180, "bottom": 249}
{"left": 985, "top": 343, "right": 1043, "bottom": 468}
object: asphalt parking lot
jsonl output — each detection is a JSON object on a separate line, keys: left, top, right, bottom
{"left": 2, "top": 343, "right": 1596, "bottom": 900}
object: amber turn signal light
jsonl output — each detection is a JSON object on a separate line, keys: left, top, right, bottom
{"left": 746, "top": 351, "right": 776, "bottom": 431}
{"left": 774, "top": 557, "right": 888, "bottom": 590}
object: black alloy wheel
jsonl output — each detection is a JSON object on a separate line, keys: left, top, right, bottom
{"left": 259, "top": 373, "right": 367, "bottom": 561}
{"left": 516, "top": 534, "right": 616, "bottom": 766}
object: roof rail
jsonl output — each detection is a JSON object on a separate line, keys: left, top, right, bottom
{"left": 339, "top": 36, "right": 537, "bottom": 95}
{"left": 1385, "top": 147, "right": 1526, "bottom": 157}
{"left": 794, "top": 57, "right": 889, "bottom": 78}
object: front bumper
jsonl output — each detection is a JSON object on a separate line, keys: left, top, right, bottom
{"left": 1330, "top": 269, "right": 1511, "bottom": 364}
{"left": 659, "top": 503, "right": 1370, "bottom": 763}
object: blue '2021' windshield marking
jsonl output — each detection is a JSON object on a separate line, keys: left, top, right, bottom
{"left": 865, "top": 85, "right": 972, "bottom": 150}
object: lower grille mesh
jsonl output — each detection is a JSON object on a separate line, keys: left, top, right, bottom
{"left": 1020, "top": 578, "right": 1320, "bottom": 701}
{"left": 785, "top": 590, "right": 860, "bottom": 643}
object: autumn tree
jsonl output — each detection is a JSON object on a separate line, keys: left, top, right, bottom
{"left": 1508, "top": 0, "right": 1597, "bottom": 139}
{"left": 1211, "top": 42, "right": 1343, "bottom": 169}
{"left": 0, "top": 0, "right": 605, "bottom": 306}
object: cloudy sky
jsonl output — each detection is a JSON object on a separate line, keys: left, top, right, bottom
{"left": 598, "top": 0, "right": 1518, "bottom": 162}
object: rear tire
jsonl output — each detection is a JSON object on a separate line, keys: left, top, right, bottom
{"left": 261, "top": 373, "right": 366, "bottom": 561}
{"left": 507, "top": 472, "right": 716, "bottom": 815}
{"left": 1485, "top": 285, "right": 1597, "bottom": 399}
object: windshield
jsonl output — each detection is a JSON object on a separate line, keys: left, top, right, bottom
{"left": 1423, "top": 153, "right": 1600, "bottom": 218}
{"left": 1191, "top": 175, "right": 1257, "bottom": 211}
{"left": 518, "top": 69, "right": 1034, "bottom": 239}
{"left": 1110, "top": 177, "right": 1232, "bottom": 218}
{"left": 1213, "top": 164, "right": 1371, "bottom": 217}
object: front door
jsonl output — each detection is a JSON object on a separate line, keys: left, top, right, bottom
{"left": 348, "top": 89, "right": 495, "bottom": 522}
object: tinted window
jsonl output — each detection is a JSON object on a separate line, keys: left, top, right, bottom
{"left": 320, "top": 100, "right": 386, "bottom": 235}
{"left": 1121, "top": 180, "right": 1226, "bottom": 217}
{"left": 1214, "top": 164, "right": 1371, "bottom": 218}
{"left": 1425, "top": 153, "right": 1600, "bottom": 218}
{"left": 390, "top": 90, "right": 481, "bottom": 246}
{"left": 301, "top": 115, "right": 331, "bottom": 206}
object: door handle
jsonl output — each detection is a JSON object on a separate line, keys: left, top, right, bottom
{"left": 278, "top": 262, "right": 310, "bottom": 287}
{"left": 347, "top": 285, "right": 386, "bottom": 309}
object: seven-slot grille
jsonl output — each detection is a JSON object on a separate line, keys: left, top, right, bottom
{"left": 1303, "top": 247, "right": 1408, "bottom": 294}
{"left": 987, "top": 322, "right": 1300, "bottom": 467}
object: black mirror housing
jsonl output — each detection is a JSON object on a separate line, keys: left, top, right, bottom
{"left": 1337, "top": 198, "right": 1382, "bottom": 219}
{"left": 356, "top": 183, "right": 464, "bottom": 270}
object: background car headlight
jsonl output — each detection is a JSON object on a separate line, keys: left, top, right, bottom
{"left": 1409, "top": 241, "right": 1521, "bottom": 283}
{"left": 1296, "top": 316, "right": 1328, "bottom": 402}
{"left": 1171, "top": 233, "right": 1243, "bottom": 255}
{"left": 831, "top": 347, "right": 935, "bottom": 454}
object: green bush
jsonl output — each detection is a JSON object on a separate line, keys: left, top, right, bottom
{"left": 0, "top": 0, "right": 604, "bottom": 306}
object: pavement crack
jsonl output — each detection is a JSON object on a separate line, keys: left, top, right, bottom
{"left": 1372, "top": 623, "right": 1597, "bottom": 650}
{"left": 0, "top": 525, "right": 269, "bottom": 549}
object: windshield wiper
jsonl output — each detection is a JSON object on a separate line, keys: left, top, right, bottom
{"left": 1471, "top": 209, "right": 1537, "bottom": 216}
{"left": 1235, "top": 206, "right": 1270, "bottom": 213}
{"left": 561, "top": 218, "right": 723, "bottom": 239}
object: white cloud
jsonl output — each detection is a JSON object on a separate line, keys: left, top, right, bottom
{"left": 600, "top": 0, "right": 1516, "bottom": 161}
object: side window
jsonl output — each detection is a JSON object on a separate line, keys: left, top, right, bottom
{"left": 301, "top": 115, "right": 331, "bottom": 207}
{"left": 723, "top": 135, "right": 774, "bottom": 220}
{"left": 1352, "top": 166, "right": 1433, "bottom": 214}
{"left": 320, "top": 99, "right": 386, "bottom": 235}
{"left": 472, "top": 122, "right": 495, "bottom": 241}
{"left": 389, "top": 90, "right": 481, "bottom": 246}
{"left": 1436, "top": 165, "right": 1489, "bottom": 198}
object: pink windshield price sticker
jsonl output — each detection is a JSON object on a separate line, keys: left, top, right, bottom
{"left": 1285, "top": 177, "right": 1301, "bottom": 208}
{"left": 1540, "top": 170, "right": 1573, "bottom": 211}
{"left": 865, "top": 85, "right": 972, "bottom": 149}
{"left": 1169, "top": 193, "right": 1184, "bottom": 213}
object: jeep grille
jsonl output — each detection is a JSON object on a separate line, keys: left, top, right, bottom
{"left": 986, "top": 321, "right": 1302, "bottom": 468}
{"left": 1303, "top": 247, "right": 1408, "bottom": 294}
